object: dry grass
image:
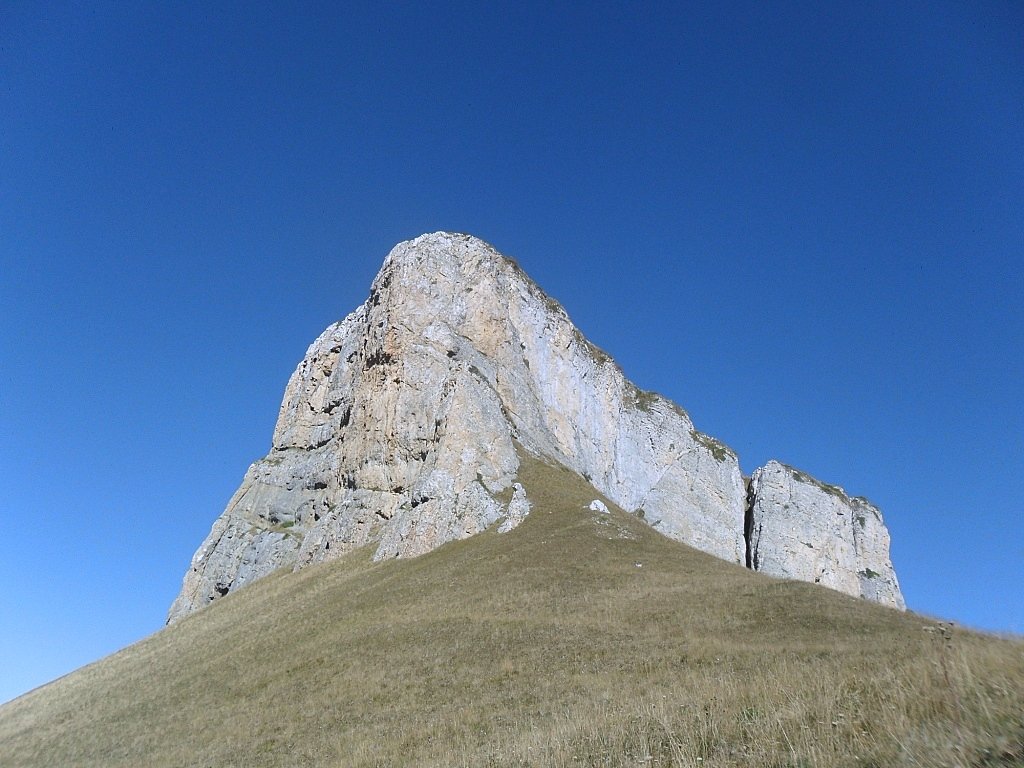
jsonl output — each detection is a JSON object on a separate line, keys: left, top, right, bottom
{"left": 1, "top": 456, "right": 1021, "bottom": 767}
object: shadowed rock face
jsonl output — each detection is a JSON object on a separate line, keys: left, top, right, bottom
{"left": 747, "top": 461, "right": 904, "bottom": 610}
{"left": 168, "top": 232, "right": 903, "bottom": 623}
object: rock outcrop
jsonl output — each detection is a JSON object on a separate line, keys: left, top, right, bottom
{"left": 746, "top": 461, "right": 904, "bottom": 609}
{"left": 168, "top": 232, "right": 904, "bottom": 622}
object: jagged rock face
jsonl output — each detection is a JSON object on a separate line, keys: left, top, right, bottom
{"left": 747, "top": 461, "right": 904, "bottom": 609}
{"left": 169, "top": 233, "right": 906, "bottom": 622}
{"left": 168, "top": 233, "right": 746, "bottom": 622}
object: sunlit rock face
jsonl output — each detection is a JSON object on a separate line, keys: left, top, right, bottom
{"left": 746, "top": 461, "right": 904, "bottom": 610}
{"left": 168, "top": 232, "right": 903, "bottom": 623}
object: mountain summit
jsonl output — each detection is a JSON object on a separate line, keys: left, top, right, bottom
{"left": 169, "top": 232, "right": 902, "bottom": 622}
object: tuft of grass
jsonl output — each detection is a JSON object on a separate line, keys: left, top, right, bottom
{"left": 1, "top": 454, "right": 1021, "bottom": 767}
{"left": 690, "top": 429, "right": 736, "bottom": 463}
{"left": 788, "top": 465, "right": 846, "bottom": 499}
{"left": 627, "top": 384, "right": 691, "bottom": 422}
{"left": 571, "top": 327, "right": 613, "bottom": 366}
{"left": 631, "top": 386, "right": 661, "bottom": 412}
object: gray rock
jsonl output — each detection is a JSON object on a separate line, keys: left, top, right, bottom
{"left": 747, "top": 461, "right": 904, "bottom": 609}
{"left": 168, "top": 232, "right": 904, "bottom": 622}
{"left": 498, "top": 483, "right": 531, "bottom": 533}
{"left": 168, "top": 233, "right": 746, "bottom": 622}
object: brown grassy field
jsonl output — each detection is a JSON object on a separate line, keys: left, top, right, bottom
{"left": 1, "top": 455, "right": 1021, "bottom": 767}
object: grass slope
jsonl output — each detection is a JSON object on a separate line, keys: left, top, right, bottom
{"left": 1, "top": 456, "right": 1022, "bottom": 767}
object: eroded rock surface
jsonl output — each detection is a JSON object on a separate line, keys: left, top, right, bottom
{"left": 747, "top": 461, "right": 904, "bottom": 609}
{"left": 168, "top": 233, "right": 747, "bottom": 622}
{"left": 170, "top": 233, "right": 906, "bottom": 621}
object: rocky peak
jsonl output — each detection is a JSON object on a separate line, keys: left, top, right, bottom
{"left": 168, "top": 233, "right": 904, "bottom": 622}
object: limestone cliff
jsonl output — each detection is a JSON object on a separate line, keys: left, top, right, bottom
{"left": 168, "top": 232, "right": 904, "bottom": 622}
{"left": 746, "top": 461, "right": 904, "bottom": 609}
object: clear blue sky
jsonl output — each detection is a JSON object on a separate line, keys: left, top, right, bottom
{"left": 2, "top": 1, "right": 1021, "bottom": 704}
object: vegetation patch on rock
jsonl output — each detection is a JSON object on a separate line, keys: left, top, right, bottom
{"left": 691, "top": 429, "right": 735, "bottom": 462}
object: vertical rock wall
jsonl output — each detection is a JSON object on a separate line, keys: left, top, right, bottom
{"left": 169, "top": 232, "right": 904, "bottom": 623}
{"left": 168, "top": 233, "right": 746, "bottom": 622}
{"left": 747, "top": 461, "right": 904, "bottom": 609}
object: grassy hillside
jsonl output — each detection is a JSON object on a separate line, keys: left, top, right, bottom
{"left": 1, "top": 456, "right": 1021, "bottom": 767}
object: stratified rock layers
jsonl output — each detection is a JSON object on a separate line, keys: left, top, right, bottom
{"left": 168, "top": 232, "right": 904, "bottom": 622}
{"left": 168, "top": 233, "right": 745, "bottom": 622}
{"left": 747, "top": 461, "right": 904, "bottom": 609}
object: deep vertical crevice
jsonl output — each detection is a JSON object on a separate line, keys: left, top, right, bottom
{"left": 743, "top": 476, "right": 755, "bottom": 570}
